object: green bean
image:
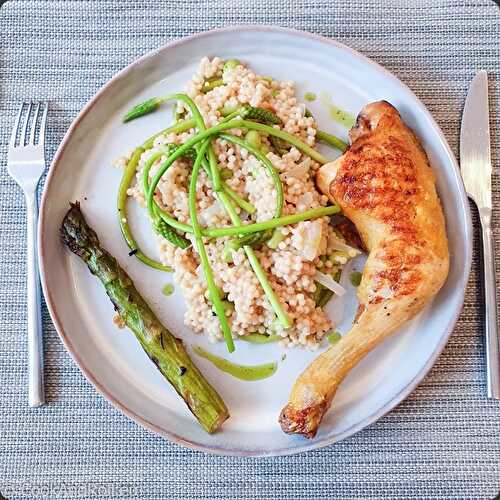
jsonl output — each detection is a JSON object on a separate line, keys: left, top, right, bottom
{"left": 152, "top": 94, "right": 223, "bottom": 193}
{"left": 316, "top": 130, "right": 349, "bottom": 152}
{"left": 117, "top": 147, "right": 173, "bottom": 272}
{"left": 189, "top": 143, "right": 234, "bottom": 353}
{"left": 207, "top": 145, "right": 222, "bottom": 192}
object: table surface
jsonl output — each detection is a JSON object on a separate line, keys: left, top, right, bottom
{"left": 1, "top": 1, "right": 499, "bottom": 499}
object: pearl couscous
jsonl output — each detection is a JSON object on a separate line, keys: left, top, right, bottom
{"left": 119, "top": 57, "right": 357, "bottom": 348}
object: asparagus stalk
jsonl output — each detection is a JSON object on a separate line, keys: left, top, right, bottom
{"left": 60, "top": 203, "right": 229, "bottom": 434}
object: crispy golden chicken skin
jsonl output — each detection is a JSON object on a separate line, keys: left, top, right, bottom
{"left": 279, "top": 101, "right": 449, "bottom": 438}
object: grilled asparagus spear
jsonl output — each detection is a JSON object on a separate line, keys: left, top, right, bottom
{"left": 60, "top": 203, "right": 229, "bottom": 434}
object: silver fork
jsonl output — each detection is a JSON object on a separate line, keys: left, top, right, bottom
{"left": 7, "top": 102, "right": 48, "bottom": 407}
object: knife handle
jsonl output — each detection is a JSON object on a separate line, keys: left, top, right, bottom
{"left": 479, "top": 208, "right": 500, "bottom": 399}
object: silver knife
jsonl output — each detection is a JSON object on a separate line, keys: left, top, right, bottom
{"left": 460, "top": 70, "right": 500, "bottom": 399}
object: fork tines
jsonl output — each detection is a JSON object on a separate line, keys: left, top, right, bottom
{"left": 10, "top": 101, "right": 48, "bottom": 148}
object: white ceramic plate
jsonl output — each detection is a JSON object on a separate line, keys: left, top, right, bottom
{"left": 39, "top": 26, "right": 472, "bottom": 456}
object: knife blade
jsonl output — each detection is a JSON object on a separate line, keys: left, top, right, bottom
{"left": 460, "top": 70, "right": 500, "bottom": 400}
{"left": 460, "top": 70, "right": 492, "bottom": 210}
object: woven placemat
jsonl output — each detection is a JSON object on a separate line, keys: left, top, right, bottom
{"left": 0, "top": 1, "right": 499, "bottom": 499}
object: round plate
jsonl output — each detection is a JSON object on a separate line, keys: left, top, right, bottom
{"left": 39, "top": 26, "right": 472, "bottom": 456}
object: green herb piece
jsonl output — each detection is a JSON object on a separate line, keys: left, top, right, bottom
{"left": 304, "top": 92, "right": 316, "bottom": 102}
{"left": 245, "top": 130, "right": 261, "bottom": 150}
{"left": 320, "top": 92, "right": 356, "bottom": 128}
{"left": 266, "top": 229, "right": 285, "bottom": 249}
{"left": 220, "top": 168, "right": 233, "bottom": 180}
{"left": 260, "top": 143, "right": 271, "bottom": 155}
{"left": 222, "top": 246, "right": 234, "bottom": 263}
{"left": 314, "top": 282, "right": 334, "bottom": 308}
{"left": 162, "top": 283, "right": 175, "bottom": 296}
{"left": 350, "top": 271, "right": 363, "bottom": 287}
{"left": 242, "top": 106, "right": 282, "bottom": 125}
{"left": 270, "top": 135, "right": 290, "bottom": 156}
{"left": 326, "top": 331, "right": 342, "bottom": 344}
{"left": 223, "top": 59, "right": 240, "bottom": 74}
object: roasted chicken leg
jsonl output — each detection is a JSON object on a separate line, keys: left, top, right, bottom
{"left": 279, "top": 101, "right": 449, "bottom": 437}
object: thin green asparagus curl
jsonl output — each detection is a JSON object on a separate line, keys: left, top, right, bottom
{"left": 219, "top": 133, "right": 284, "bottom": 218}
{"left": 316, "top": 130, "right": 349, "bottom": 152}
{"left": 61, "top": 203, "right": 229, "bottom": 433}
{"left": 123, "top": 97, "right": 167, "bottom": 123}
{"left": 139, "top": 146, "right": 191, "bottom": 249}
{"left": 204, "top": 205, "right": 341, "bottom": 238}
{"left": 141, "top": 118, "right": 196, "bottom": 149}
{"left": 215, "top": 190, "right": 292, "bottom": 329}
{"left": 189, "top": 143, "right": 235, "bottom": 353}
{"left": 117, "top": 147, "right": 173, "bottom": 272}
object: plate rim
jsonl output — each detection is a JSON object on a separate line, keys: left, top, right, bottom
{"left": 38, "top": 24, "right": 473, "bottom": 457}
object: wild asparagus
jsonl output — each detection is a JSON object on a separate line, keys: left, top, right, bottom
{"left": 60, "top": 203, "right": 229, "bottom": 434}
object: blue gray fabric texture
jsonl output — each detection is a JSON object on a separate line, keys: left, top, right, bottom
{"left": 0, "top": 1, "right": 499, "bottom": 499}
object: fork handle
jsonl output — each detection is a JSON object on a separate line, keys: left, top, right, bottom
{"left": 25, "top": 191, "right": 45, "bottom": 407}
{"left": 480, "top": 208, "right": 500, "bottom": 400}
